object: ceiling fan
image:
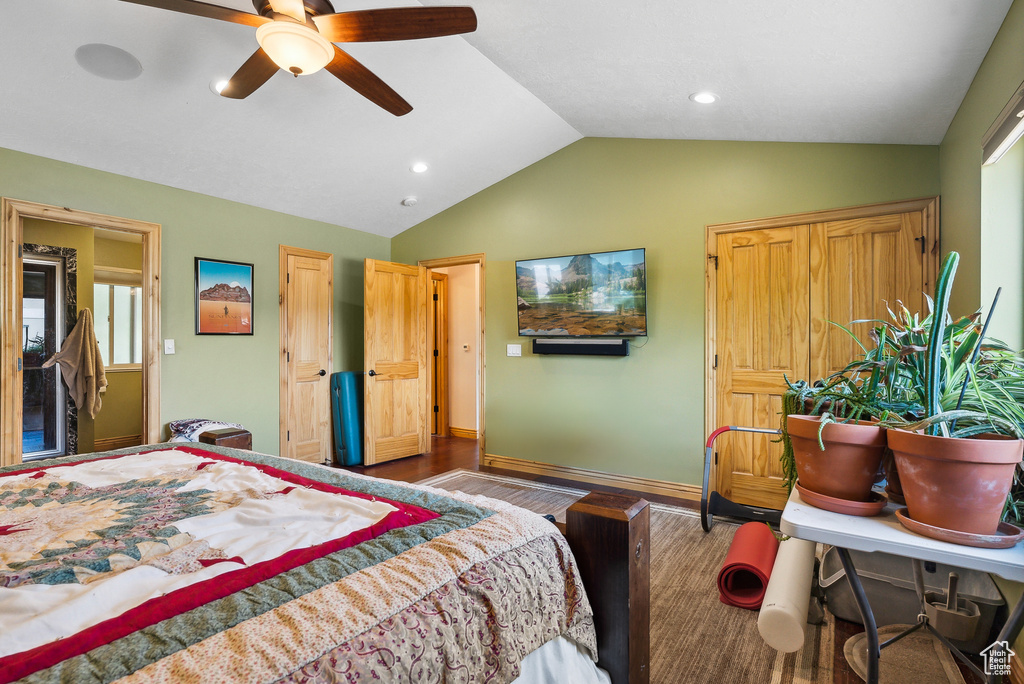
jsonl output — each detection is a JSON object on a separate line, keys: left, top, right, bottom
{"left": 118, "top": 0, "right": 477, "bottom": 115}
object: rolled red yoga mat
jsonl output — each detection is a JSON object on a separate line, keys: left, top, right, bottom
{"left": 717, "top": 521, "right": 780, "bottom": 610}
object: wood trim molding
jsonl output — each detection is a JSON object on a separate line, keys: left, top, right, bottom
{"left": 94, "top": 434, "right": 144, "bottom": 451}
{"left": 2, "top": 198, "right": 161, "bottom": 467}
{"left": 706, "top": 197, "right": 939, "bottom": 235}
{"left": 703, "top": 197, "right": 939, "bottom": 498}
{"left": 419, "top": 254, "right": 486, "bottom": 454}
{"left": 449, "top": 426, "right": 477, "bottom": 439}
{"left": 483, "top": 453, "right": 701, "bottom": 502}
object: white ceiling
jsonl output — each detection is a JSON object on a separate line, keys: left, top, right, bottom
{"left": 0, "top": 0, "right": 1012, "bottom": 237}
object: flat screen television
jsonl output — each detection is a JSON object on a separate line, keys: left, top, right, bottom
{"left": 515, "top": 248, "right": 647, "bottom": 337}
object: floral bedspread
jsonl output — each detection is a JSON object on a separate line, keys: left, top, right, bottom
{"left": 0, "top": 445, "right": 596, "bottom": 684}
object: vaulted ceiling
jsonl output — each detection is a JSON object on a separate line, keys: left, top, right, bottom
{"left": 0, "top": 1, "right": 1012, "bottom": 237}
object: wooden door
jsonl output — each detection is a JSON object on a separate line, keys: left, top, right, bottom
{"left": 715, "top": 226, "right": 810, "bottom": 510}
{"left": 430, "top": 271, "right": 449, "bottom": 437}
{"left": 279, "top": 246, "right": 333, "bottom": 463}
{"left": 364, "top": 259, "right": 429, "bottom": 464}
{"left": 809, "top": 213, "right": 928, "bottom": 379}
{"left": 710, "top": 198, "right": 938, "bottom": 510}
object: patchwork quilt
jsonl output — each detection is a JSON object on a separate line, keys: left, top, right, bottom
{"left": 0, "top": 445, "right": 597, "bottom": 683}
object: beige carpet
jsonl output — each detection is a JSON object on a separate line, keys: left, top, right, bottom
{"left": 417, "top": 469, "right": 834, "bottom": 684}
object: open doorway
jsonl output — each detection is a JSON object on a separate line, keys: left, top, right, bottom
{"left": 1, "top": 199, "right": 161, "bottom": 468}
{"left": 419, "top": 254, "right": 485, "bottom": 451}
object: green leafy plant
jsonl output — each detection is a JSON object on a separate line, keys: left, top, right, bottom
{"left": 779, "top": 251, "right": 1024, "bottom": 508}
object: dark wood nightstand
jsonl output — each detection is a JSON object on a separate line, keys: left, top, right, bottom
{"left": 198, "top": 428, "right": 252, "bottom": 450}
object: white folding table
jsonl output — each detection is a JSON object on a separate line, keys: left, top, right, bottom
{"left": 781, "top": 490, "right": 1024, "bottom": 684}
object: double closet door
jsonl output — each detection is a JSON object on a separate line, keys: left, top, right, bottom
{"left": 710, "top": 199, "right": 938, "bottom": 510}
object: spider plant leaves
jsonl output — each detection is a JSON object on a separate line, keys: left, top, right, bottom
{"left": 925, "top": 252, "right": 960, "bottom": 433}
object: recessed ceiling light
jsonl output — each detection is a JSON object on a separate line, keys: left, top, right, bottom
{"left": 210, "top": 79, "right": 229, "bottom": 95}
{"left": 74, "top": 44, "right": 143, "bottom": 81}
{"left": 410, "top": 162, "right": 429, "bottom": 173}
{"left": 401, "top": 196, "right": 418, "bottom": 207}
{"left": 689, "top": 91, "right": 718, "bottom": 104}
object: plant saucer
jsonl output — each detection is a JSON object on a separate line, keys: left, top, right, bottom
{"left": 795, "top": 482, "right": 886, "bottom": 517}
{"left": 894, "top": 508, "right": 1024, "bottom": 549}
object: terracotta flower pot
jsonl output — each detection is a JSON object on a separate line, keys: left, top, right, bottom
{"left": 887, "top": 429, "right": 1024, "bottom": 536}
{"left": 786, "top": 415, "right": 888, "bottom": 501}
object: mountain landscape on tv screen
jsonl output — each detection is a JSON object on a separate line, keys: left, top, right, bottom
{"left": 516, "top": 251, "right": 646, "bottom": 336}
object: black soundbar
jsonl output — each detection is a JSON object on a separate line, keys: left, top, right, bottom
{"left": 531, "top": 338, "right": 629, "bottom": 356}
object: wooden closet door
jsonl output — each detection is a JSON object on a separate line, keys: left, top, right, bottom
{"left": 715, "top": 226, "right": 810, "bottom": 510}
{"left": 809, "top": 212, "right": 927, "bottom": 379}
{"left": 363, "top": 259, "right": 429, "bottom": 465}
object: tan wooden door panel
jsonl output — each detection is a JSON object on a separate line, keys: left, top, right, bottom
{"left": 364, "top": 259, "right": 429, "bottom": 464}
{"left": 809, "top": 212, "right": 926, "bottom": 379}
{"left": 280, "top": 247, "right": 333, "bottom": 463}
{"left": 716, "top": 226, "right": 809, "bottom": 510}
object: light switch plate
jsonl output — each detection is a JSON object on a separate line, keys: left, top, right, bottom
{"left": 164, "top": 339, "right": 175, "bottom": 355}
{"left": 507, "top": 343, "right": 522, "bottom": 357}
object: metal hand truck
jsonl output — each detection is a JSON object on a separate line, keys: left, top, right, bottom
{"left": 701, "top": 425, "right": 784, "bottom": 532}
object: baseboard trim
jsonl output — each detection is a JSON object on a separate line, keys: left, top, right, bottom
{"left": 483, "top": 453, "right": 701, "bottom": 502}
{"left": 94, "top": 434, "right": 143, "bottom": 451}
{"left": 1011, "top": 651, "right": 1024, "bottom": 684}
{"left": 449, "top": 427, "right": 478, "bottom": 439}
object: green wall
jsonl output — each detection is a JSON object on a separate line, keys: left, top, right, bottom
{"left": 392, "top": 138, "right": 940, "bottom": 484}
{"left": 2, "top": 147, "right": 390, "bottom": 454}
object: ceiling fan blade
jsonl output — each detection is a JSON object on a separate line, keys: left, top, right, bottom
{"left": 325, "top": 46, "right": 412, "bottom": 116}
{"left": 117, "top": 0, "right": 270, "bottom": 28}
{"left": 220, "top": 48, "right": 279, "bottom": 99}
{"left": 267, "top": 0, "right": 307, "bottom": 23}
{"left": 314, "top": 7, "right": 477, "bottom": 43}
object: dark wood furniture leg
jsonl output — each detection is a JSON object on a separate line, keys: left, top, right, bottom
{"left": 566, "top": 492, "right": 650, "bottom": 684}
{"left": 198, "top": 428, "right": 252, "bottom": 450}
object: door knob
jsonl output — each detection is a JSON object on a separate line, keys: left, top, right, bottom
{"left": 318, "top": 369, "right": 326, "bottom": 377}
{"left": 368, "top": 369, "right": 377, "bottom": 376}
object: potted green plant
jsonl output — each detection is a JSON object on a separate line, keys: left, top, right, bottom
{"left": 882, "top": 252, "right": 1024, "bottom": 536}
{"left": 780, "top": 361, "right": 890, "bottom": 506}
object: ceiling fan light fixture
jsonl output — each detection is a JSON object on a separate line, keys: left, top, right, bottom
{"left": 255, "top": 21, "right": 334, "bottom": 76}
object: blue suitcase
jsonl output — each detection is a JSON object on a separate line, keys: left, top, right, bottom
{"left": 330, "top": 371, "right": 363, "bottom": 466}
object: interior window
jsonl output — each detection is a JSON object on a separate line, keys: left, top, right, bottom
{"left": 94, "top": 282, "right": 142, "bottom": 367}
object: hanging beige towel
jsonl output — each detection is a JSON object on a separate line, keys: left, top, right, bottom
{"left": 42, "top": 309, "right": 107, "bottom": 419}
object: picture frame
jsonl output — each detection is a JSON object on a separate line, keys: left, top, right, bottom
{"left": 194, "top": 257, "right": 254, "bottom": 335}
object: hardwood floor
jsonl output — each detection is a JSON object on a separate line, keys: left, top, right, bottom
{"left": 338, "top": 434, "right": 480, "bottom": 482}
{"left": 339, "top": 435, "right": 697, "bottom": 510}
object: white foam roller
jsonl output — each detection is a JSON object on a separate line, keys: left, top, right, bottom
{"left": 757, "top": 537, "right": 817, "bottom": 653}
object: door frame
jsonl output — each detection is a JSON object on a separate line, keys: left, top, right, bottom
{"left": 703, "top": 197, "right": 939, "bottom": 486}
{"left": 1, "top": 198, "right": 162, "bottom": 467}
{"left": 430, "top": 270, "right": 450, "bottom": 437}
{"left": 418, "top": 253, "right": 486, "bottom": 453}
{"left": 278, "top": 244, "right": 334, "bottom": 459}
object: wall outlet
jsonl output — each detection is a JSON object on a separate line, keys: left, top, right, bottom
{"left": 507, "top": 343, "right": 522, "bottom": 357}
{"left": 163, "top": 339, "right": 175, "bottom": 355}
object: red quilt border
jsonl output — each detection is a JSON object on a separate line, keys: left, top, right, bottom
{"left": 0, "top": 447, "right": 440, "bottom": 684}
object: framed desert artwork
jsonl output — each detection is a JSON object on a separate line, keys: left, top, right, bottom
{"left": 195, "top": 257, "right": 254, "bottom": 335}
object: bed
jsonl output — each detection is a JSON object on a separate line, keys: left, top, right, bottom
{"left": 0, "top": 443, "right": 612, "bottom": 683}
